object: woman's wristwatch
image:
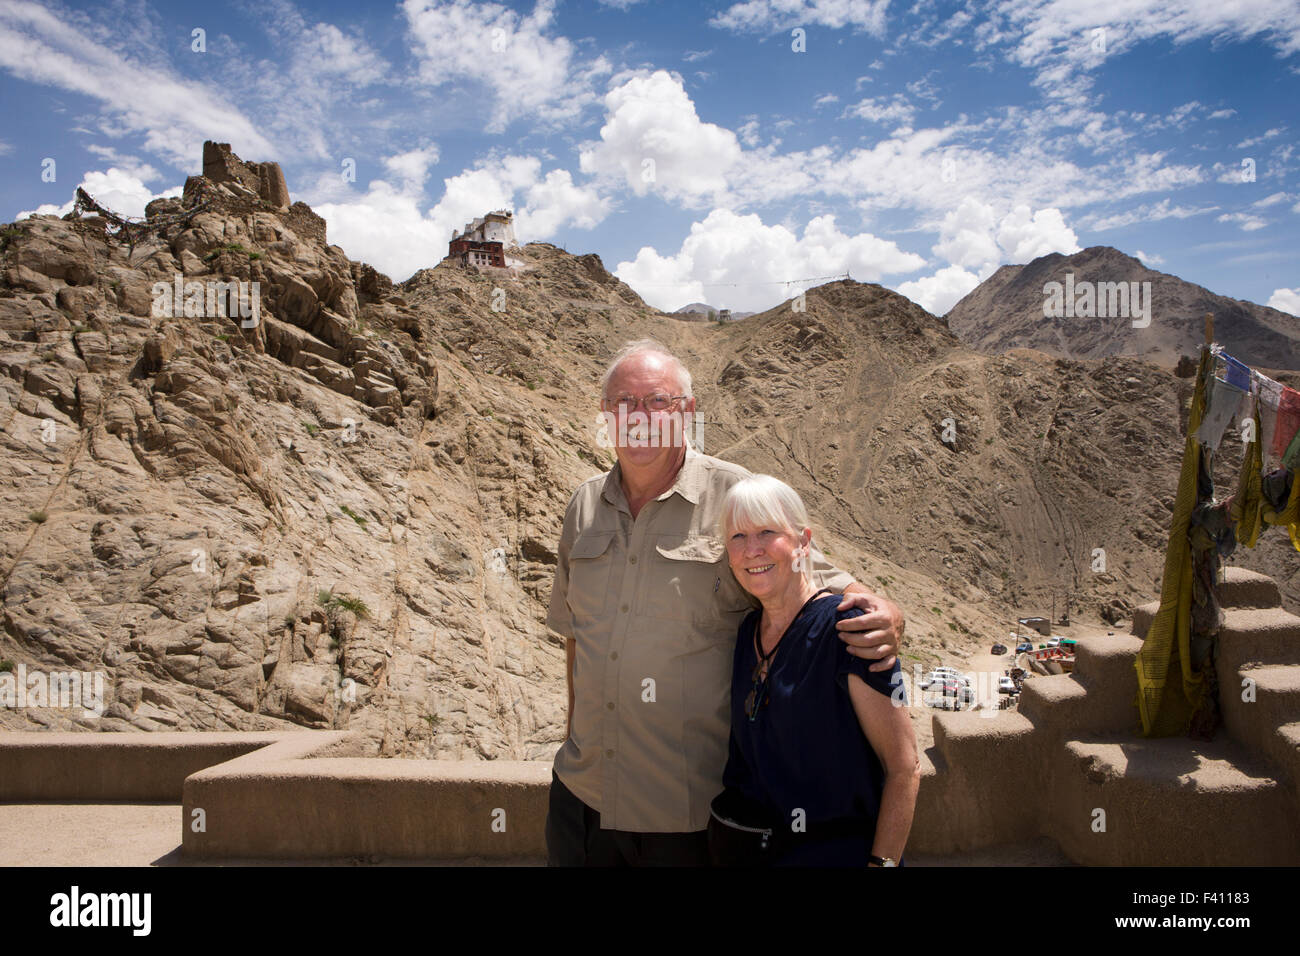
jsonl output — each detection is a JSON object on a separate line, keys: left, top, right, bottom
{"left": 868, "top": 854, "right": 897, "bottom": 867}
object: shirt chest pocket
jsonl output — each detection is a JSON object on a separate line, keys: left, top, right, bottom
{"left": 641, "top": 533, "right": 754, "bottom": 627}
{"left": 566, "top": 531, "right": 617, "bottom": 624}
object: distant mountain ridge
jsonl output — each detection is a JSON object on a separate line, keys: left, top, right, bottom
{"left": 945, "top": 246, "right": 1300, "bottom": 371}
{"left": 672, "top": 302, "right": 755, "bottom": 321}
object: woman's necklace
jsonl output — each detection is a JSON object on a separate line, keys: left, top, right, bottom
{"left": 744, "top": 587, "right": 830, "bottom": 720}
{"left": 754, "top": 617, "right": 781, "bottom": 682}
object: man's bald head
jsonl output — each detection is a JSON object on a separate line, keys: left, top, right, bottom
{"left": 599, "top": 339, "right": 693, "bottom": 402}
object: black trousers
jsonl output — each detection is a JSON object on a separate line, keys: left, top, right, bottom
{"left": 545, "top": 771, "right": 709, "bottom": 866}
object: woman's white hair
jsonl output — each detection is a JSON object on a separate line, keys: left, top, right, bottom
{"left": 599, "top": 338, "right": 693, "bottom": 400}
{"left": 716, "top": 474, "right": 814, "bottom": 584}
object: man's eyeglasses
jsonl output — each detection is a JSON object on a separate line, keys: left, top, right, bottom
{"left": 603, "top": 393, "right": 688, "bottom": 413}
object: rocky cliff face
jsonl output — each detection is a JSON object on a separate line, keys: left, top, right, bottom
{"left": 945, "top": 246, "right": 1300, "bottom": 371}
{"left": 3, "top": 146, "right": 1298, "bottom": 753}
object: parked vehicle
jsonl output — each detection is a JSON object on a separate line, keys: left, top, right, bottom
{"left": 991, "top": 643, "right": 1007, "bottom": 655}
{"left": 921, "top": 666, "right": 962, "bottom": 689}
{"left": 930, "top": 679, "right": 972, "bottom": 710}
{"left": 1015, "top": 642, "right": 1034, "bottom": 654}
{"left": 998, "top": 677, "right": 1016, "bottom": 694}
{"left": 938, "top": 679, "right": 975, "bottom": 703}
{"left": 924, "top": 679, "right": 960, "bottom": 709}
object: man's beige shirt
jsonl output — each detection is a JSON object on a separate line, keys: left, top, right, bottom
{"left": 546, "top": 445, "right": 855, "bottom": 833}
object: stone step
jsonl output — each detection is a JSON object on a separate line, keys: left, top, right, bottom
{"left": 1218, "top": 606, "right": 1300, "bottom": 672}
{"left": 1131, "top": 600, "right": 1159, "bottom": 640}
{"left": 1054, "top": 734, "right": 1300, "bottom": 865}
{"left": 1280, "top": 723, "right": 1300, "bottom": 806}
{"left": 1018, "top": 672, "right": 1140, "bottom": 736}
{"left": 1073, "top": 632, "right": 1143, "bottom": 685}
{"left": 913, "top": 711, "right": 1036, "bottom": 855}
{"left": 1217, "top": 565, "right": 1282, "bottom": 609}
{"left": 1017, "top": 675, "right": 1087, "bottom": 731}
{"left": 932, "top": 708, "right": 1035, "bottom": 767}
{"left": 1131, "top": 602, "right": 1300, "bottom": 672}
{"left": 1219, "top": 664, "right": 1300, "bottom": 786}
{"left": 1133, "top": 569, "right": 1282, "bottom": 641}
{"left": 1280, "top": 722, "right": 1300, "bottom": 762}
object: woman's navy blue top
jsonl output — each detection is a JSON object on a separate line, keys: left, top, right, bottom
{"left": 722, "top": 593, "right": 905, "bottom": 829}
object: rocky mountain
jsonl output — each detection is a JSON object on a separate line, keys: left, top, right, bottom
{"left": 945, "top": 246, "right": 1300, "bottom": 371}
{"left": 3, "top": 145, "right": 1298, "bottom": 756}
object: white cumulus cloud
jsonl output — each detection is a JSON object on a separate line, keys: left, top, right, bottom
{"left": 403, "top": 0, "right": 607, "bottom": 132}
{"left": 931, "top": 197, "right": 1080, "bottom": 276}
{"left": 894, "top": 265, "right": 982, "bottom": 316}
{"left": 615, "top": 208, "right": 925, "bottom": 312}
{"left": 313, "top": 154, "right": 610, "bottom": 281}
{"left": 996, "top": 204, "right": 1081, "bottom": 263}
{"left": 579, "top": 70, "right": 744, "bottom": 207}
{"left": 383, "top": 146, "right": 441, "bottom": 193}
{"left": 1268, "top": 288, "right": 1300, "bottom": 316}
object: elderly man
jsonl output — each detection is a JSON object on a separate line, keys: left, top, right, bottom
{"left": 544, "top": 338, "right": 905, "bottom": 866}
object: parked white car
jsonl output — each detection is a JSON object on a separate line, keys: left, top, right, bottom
{"left": 920, "top": 666, "right": 963, "bottom": 689}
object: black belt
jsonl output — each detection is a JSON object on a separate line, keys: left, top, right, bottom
{"left": 707, "top": 788, "right": 872, "bottom": 864}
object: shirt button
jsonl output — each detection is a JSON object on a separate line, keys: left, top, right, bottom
{"left": 606, "top": 702, "right": 615, "bottom": 710}
{"left": 629, "top": 555, "right": 637, "bottom": 564}
{"left": 610, "top": 651, "right": 619, "bottom": 660}
{"left": 605, "top": 749, "right": 615, "bottom": 758}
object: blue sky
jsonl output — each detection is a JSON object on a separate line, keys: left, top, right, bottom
{"left": 1, "top": 0, "right": 1297, "bottom": 317}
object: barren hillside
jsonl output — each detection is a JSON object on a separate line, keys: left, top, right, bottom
{"left": 3, "top": 146, "right": 1298, "bottom": 756}
{"left": 946, "top": 245, "right": 1300, "bottom": 370}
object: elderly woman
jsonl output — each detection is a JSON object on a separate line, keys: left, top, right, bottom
{"left": 708, "top": 474, "right": 920, "bottom": 866}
